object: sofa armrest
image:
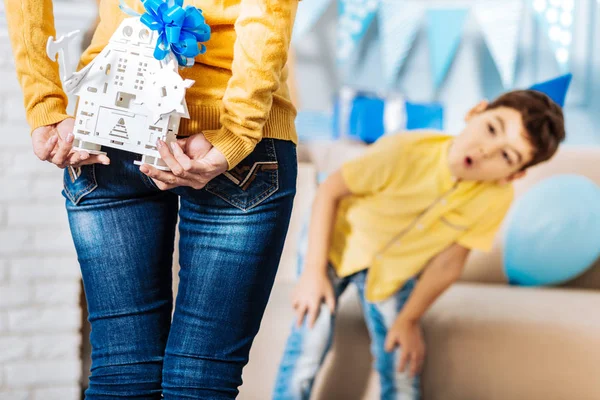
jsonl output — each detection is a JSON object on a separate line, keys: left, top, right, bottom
{"left": 423, "top": 283, "right": 600, "bottom": 400}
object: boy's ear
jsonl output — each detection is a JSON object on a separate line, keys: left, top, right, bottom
{"left": 465, "top": 100, "right": 489, "bottom": 122}
{"left": 499, "top": 169, "right": 526, "bottom": 184}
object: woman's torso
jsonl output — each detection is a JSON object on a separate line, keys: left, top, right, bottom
{"left": 83, "top": 0, "right": 296, "bottom": 137}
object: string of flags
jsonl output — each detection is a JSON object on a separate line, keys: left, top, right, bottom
{"left": 294, "top": 0, "right": 575, "bottom": 88}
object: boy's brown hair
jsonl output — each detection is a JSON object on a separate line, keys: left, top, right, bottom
{"left": 486, "top": 90, "right": 565, "bottom": 170}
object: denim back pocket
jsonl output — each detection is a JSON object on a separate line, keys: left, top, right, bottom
{"left": 62, "top": 164, "right": 98, "bottom": 205}
{"left": 205, "top": 138, "right": 279, "bottom": 211}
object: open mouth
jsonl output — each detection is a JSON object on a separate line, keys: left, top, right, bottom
{"left": 464, "top": 156, "right": 473, "bottom": 168}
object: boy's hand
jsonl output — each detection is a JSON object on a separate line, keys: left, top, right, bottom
{"left": 291, "top": 270, "right": 336, "bottom": 329}
{"left": 31, "top": 118, "right": 110, "bottom": 168}
{"left": 384, "top": 317, "right": 426, "bottom": 377}
{"left": 381, "top": 245, "right": 469, "bottom": 377}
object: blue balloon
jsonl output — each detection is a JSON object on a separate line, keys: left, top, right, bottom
{"left": 504, "top": 175, "right": 600, "bottom": 286}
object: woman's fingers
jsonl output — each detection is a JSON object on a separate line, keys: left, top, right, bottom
{"left": 67, "top": 151, "right": 84, "bottom": 167}
{"left": 140, "top": 164, "right": 177, "bottom": 185}
{"left": 156, "top": 139, "right": 185, "bottom": 177}
{"left": 176, "top": 137, "right": 188, "bottom": 149}
{"left": 71, "top": 153, "right": 111, "bottom": 167}
{"left": 83, "top": 154, "right": 111, "bottom": 166}
{"left": 37, "top": 134, "right": 58, "bottom": 161}
{"left": 51, "top": 132, "right": 74, "bottom": 167}
{"left": 140, "top": 139, "right": 220, "bottom": 190}
{"left": 171, "top": 142, "right": 194, "bottom": 172}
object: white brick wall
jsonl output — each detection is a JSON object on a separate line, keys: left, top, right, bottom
{"left": 0, "top": 312, "right": 7, "bottom": 333}
{"left": 33, "top": 387, "right": 81, "bottom": 400}
{"left": 0, "top": 338, "right": 29, "bottom": 363}
{"left": 10, "top": 257, "right": 81, "bottom": 281}
{"left": 34, "top": 282, "right": 80, "bottom": 305}
{"left": 0, "top": 230, "right": 31, "bottom": 256}
{"left": 0, "top": 284, "right": 32, "bottom": 308}
{"left": 7, "top": 205, "right": 67, "bottom": 227}
{"left": 8, "top": 307, "right": 80, "bottom": 333}
{"left": 1, "top": 2, "right": 96, "bottom": 398}
{"left": 5, "top": 360, "right": 80, "bottom": 387}
{"left": 0, "top": 260, "right": 8, "bottom": 283}
{"left": 0, "top": 389, "right": 30, "bottom": 400}
{"left": 30, "top": 333, "right": 80, "bottom": 359}
{"left": 32, "top": 230, "right": 76, "bottom": 254}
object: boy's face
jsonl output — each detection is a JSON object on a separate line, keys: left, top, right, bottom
{"left": 448, "top": 101, "right": 536, "bottom": 183}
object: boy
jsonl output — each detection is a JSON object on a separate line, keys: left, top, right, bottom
{"left": 272, "top": 90, "right": 565, "bottom": 400}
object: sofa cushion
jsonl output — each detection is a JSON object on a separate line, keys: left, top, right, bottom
{"left": 423, "top": 283, "right": 600, "bottom": 400}
{"left": 241, "top": 281, "right": 600, "bottom": 400}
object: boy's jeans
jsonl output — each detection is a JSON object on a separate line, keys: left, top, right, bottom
{"left": 63, "top": 139, "right": 297, "bottom": 399}
{"left": 272, "top": 265, "right": 420, "bottom": 400}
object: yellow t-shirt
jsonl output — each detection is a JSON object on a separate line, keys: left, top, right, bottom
{"left": 330, "top": 131, "right": 514, "bottom": 302}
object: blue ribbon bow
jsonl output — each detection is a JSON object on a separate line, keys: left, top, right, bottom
{"left": 119, "top": 0, "right": 211, "bottom": 67}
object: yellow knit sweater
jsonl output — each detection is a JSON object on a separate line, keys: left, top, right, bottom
{"left": 4, "top": 0, "right": 298, "bottom": 169}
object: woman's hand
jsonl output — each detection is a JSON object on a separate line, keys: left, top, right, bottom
{"left": 140, "top": 132, "right": 228, "bottom": 190}
{"left": 31, "top": 118, "right": 110, "bottom": 168}
{"left": 291, "top": 270, "right": 336, "bottom": 329}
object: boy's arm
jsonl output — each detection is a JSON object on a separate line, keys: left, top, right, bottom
{"left": 4, "top": 0, "right": 71, "bottom": 131}
{"left": 384, "top": 243, "right": 470, "bottom": 376}
{"left": 397, "top": 243, "right": 470, "bottom": 322}
{"left": 304, "top": 170, "right": 352, "bottom": 276}
{"left": 292, "top": 170, "right": 351, "bottom": 328}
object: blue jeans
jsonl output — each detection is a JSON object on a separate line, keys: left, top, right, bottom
{"left": 273, "top": 260, "right": 420, "bottom": 399}
{"left": 63, "top": 138, "right": 297, "bottom": 399}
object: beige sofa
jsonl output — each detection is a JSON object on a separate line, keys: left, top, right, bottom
{"left": 239, "top": 142, "right": 600, "bottom": 400}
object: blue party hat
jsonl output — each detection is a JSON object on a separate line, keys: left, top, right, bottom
{"left": 528, "top": 73, "right": 572, "bottom": 108}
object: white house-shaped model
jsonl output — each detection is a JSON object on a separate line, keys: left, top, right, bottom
{"left": 54, "top": 17, "right": 195, "bottom": 170}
